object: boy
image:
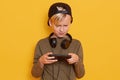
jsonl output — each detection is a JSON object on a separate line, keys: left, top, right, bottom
{"left": 31, "top": 2, "right": 85, "bottom": 80}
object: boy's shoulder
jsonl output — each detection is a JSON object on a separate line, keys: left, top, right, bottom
{"left": 37, "top": 37, "right": 49, "bottom": 44}
{"left": 72, "top": 38, "right": 81, "bottom": 44}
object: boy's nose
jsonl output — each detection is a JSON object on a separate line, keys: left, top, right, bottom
{"left": 60, "top": 27, "right": 64, "bottom": 32}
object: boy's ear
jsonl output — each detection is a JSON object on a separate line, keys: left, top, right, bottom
{"left": 48, "top": 20, "right": 52, "bottom": 27}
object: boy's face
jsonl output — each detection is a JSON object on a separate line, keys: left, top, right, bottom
{"left": 51, "top": 15, "right": 71, "bottom": 38}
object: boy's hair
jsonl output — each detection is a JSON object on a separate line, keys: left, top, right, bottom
{"left": 49, "top": 13, "right": 71, "bottom": 26}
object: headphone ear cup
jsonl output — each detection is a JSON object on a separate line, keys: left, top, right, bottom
{"left": 49, "top": 38, "right": 57, "bottom": 48}
{"left": 61, "top": 39, "right": 70, "bottom": 49}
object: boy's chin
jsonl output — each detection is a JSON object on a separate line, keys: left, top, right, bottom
{"left": 57, "top": 35, "right": 65, "bottom": 38}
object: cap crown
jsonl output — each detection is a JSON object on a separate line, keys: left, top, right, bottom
{"left": 48, "top": 2, "right": 72, "bottom": 19}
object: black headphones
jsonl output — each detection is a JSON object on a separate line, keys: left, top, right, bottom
{"left": 49, "top": 33, "right": 72, "bottom": 49}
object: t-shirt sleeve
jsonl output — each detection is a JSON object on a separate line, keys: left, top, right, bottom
{"left": 74, "top": 40, "right": 85, "bottom": 78}
{"left": 31, "top": 41, "right": 44, "bottom": 78}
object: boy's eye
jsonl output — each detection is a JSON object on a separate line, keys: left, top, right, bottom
{"left": 64, "top": 25, "right": 68, "bottom": 27}
{"left": 56, "top": 25, "right": 61, "bottom": 27}
{"left": 55, "top": 24, "right": 68, "bottom": 27}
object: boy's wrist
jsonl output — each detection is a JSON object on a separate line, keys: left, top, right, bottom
{"left": 39, "top": 58, "right": 44, "bottom": 68}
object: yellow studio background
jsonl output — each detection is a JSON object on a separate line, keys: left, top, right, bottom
{"left": 0, "top": 0, "right": 120, "bottom": 80}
